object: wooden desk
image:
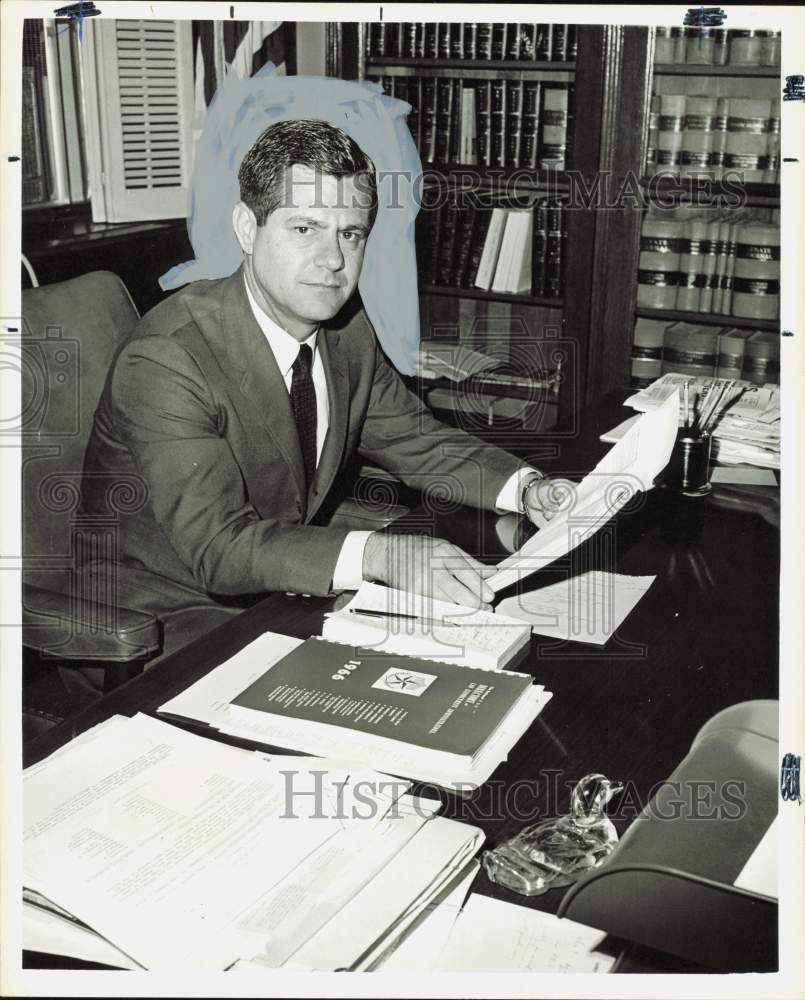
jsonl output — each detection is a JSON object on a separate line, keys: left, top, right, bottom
{"left": 23, "top": 393, "right": 780, "bottom": 972}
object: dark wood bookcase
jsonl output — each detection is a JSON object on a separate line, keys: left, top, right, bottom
{"left": 327, "top": 21, "right": 782, "bottom": 430}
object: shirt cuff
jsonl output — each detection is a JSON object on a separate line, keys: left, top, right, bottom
{"left": 495, "top": 468, "right": 541, "bottom": 514}
{"left": 331, "top": 530, "right": 374, "bottom": 591}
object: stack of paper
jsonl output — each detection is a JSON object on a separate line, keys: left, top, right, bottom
{"left": 625, "top": 374, "right": 781, "bottom": 469}
{"left": 435, "top": 894, "right": 615, "bottom": 973}
{"left": 416, "top": 340, "right": 502, "bottom": 382}
{"left": 487, "top": 392, "right": 679, "bottom": 593}
{"left": 24, "top": 713, "right": 484, "bottom": 971}
{"left": 323, "top": 581, "right": 531, "bottom": 669}
{"left": 159, "top": 631, "right": 552, "bottom": 790}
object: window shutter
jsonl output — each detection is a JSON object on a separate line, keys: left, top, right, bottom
{"left": 82, "top": 19, "right": 194, "bottom": 223}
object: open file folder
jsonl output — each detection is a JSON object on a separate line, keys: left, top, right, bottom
{"left": 23, "top": 714, "right": 485, "bottom": 971}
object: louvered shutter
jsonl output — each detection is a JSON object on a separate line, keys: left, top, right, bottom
{"left": 82, "top": 19, "right": 194, "bottom": 222}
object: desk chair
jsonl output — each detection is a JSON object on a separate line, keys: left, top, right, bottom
{"left": 20, "top": 271, "right": 408, "bottom": 740}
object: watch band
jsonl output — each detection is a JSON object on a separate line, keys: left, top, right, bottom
{"left": 520, "top": 472, "right": 544, "bottom": 514}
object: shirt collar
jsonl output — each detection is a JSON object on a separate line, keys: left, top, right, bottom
{"left": 243, "top": 273, "right": 318, "bottom": 380}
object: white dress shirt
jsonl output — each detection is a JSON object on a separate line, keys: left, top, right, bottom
{"left": 244, "top": 276, "right": 535, "bottom": 591}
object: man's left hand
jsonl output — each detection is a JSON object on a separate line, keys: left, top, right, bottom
{"left": 523, "top": 476, "right": 576, "bottom": 528}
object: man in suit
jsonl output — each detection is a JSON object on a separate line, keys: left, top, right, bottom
{"left": 83, "top": 120, "right": 563, "bottom": 626}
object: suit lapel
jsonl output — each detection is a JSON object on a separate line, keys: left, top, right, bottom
{"left": 307, "top": 328, "right": 350, "bottom": 522}
{"left": 207, "top": 268, "right": 308, "bottom": 506}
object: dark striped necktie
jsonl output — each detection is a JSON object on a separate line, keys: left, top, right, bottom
{"left": 290, "top": 343, "right": 317, "bottom": 489}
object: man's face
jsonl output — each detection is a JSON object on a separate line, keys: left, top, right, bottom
{"left": 234, "top": 164, "right": 372, "bottom": 341}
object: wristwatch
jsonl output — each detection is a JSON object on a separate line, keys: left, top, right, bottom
{"left": 519, "top": 472, "right": 545, "bottom": 514}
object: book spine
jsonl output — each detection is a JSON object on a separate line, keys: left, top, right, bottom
{"left": 435, "top": 78, "right": 454, "bottom": 162}
{"left": 506, "top": 81, "right": 524, "bottom": 168}
{"left": 450, "top": 22, "right": 464, "bottom": 59}
{"left": 400, "top": 22, "right": 417, "bottom": 58}
{"left": 438, "top": 23, "right": 452, "bottom": 59}
{"left": 406, "top": 77, "right": 422, "bottom": 153}
{"left": 645, "top": 95, "right": 660, "bottom": 175}
{"left": 506, "top": 24, "right": 522, "bottom": 60}
{"left": 764, "top": 99, "right": 780, "bottom": 184}
{"left": 424, "top": 203, "right": 444, "bottom": 286}
{"left": 680, "top": 96, "right": 717, "bottom": 179}
{"left": 567, "top": 24, "right": 578, "bottom": 61}
{"left": 463, "top": 23, "right": 478, "bottom": 60}
{"left": 716, "top": 328, "right": 748, "bottom": 379}
{"left": 458, "top": 86, "right": 477, "bottom": 164}
{"left": 724, "top": 98, "right": 772, "bottom": 184}
{"left": 421, "top": 78, "right": 438, "bottom": 163}
{"left": 722, "top": 219, "right": 738, "bottom": 314}
{"left": 492, "top": 23, "right": 507, "bottom": 61}
{"left": 711, "top": 97, "right": 729, "bottom": 182}
{"left": 656, "top": 94, "right": 686, "bottom": 177}
{"left": 551, "top": 23, "right": 568, "bottom": 62}
{"left": 520, "top": 24, "right": 536, "bottom": 61}
{"left": 424, "top": 23, "right": 439, "bottom": 59}
{"left": 475, "top": 81, "right": 492, "bottom": 167}
{"left": 712, "top": 217, "right": 732, "bottom": 314}
{"left": 437, "top": 204, "right": 461, "bottom": 286}
{"left": 490, "top": 79, "right": 507, "bottom": 169}
{"left": 536, "top": 23, "right": 553, "bottom": 61}
{"left": 662, "top": 324, "right": 718, "bottom": 378}
{"left": 539, "top": 86, "right": 569, "bottom": 170}
{"left": 636, "top": 218, "right": 683, "bottom": 309}
{"left": 742, "top": 331, "right": 780, "bottom": 385}
{"left": 449, "top": 79, "right": 462, "bottom": 163}
{"left": 368, "top": 22, "right": 386, "bottom": 57}
{"left": 464, "top": 209, "right": 492, "bottom": 287}
{"left": 477, "top": 22, "right": 493, "bottom": 59}
{"left": 631, "top": 318, "right": 667, "bottom": 388}
{"left": 731, "top": 222, "right": 780, "bottom": 320}
{"left": 532, "top": 198, "right": 548, "bottom": 295}
{"left": 452, "top": 207, "right": 477, "bottom": 286}
{"left": 697, "top": 218, "right": 721, "bottom": 313}
{"left": 522, "top": 82, "right": 541, "bottom": 169}
{"left": 545, "top": 200, "right": 563, "bottom": 298}
{"left": 675, "top": 218, "right": 709, "bottom": 311}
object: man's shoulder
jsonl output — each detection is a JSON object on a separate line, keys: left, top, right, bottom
{"left": 131, "top": 274, "right": 232, "bottom": 345}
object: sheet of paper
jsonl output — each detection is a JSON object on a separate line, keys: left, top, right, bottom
{"left": 496, "top": 572, "right": 655, "bottom": 645}
{"left": 159, "top": 630, "right": 303, "bottom": 723}
{"left": 733, "top": 816, "right": 778, "bottom": 899}
{"left": 599, "top": 415, "right": 640, "bottom": 443}
{"left": 436, "top": 894, "right": 614, "bottom": 973}
{"left": 273, "top": 816, "right": 484, "bottom": 971}
{"left": 324, "top": 581, "right": 529, "bottom": 668}
{"left": 24, "top": 714, "right": 386, "bottom": 971}
{"left": 711, "top": 466, "right": 778, "bottom": 486}
{"left": 488, "top": 393, "right": 678, "bottom": 594}
{"left": 372, "top": 862, "right": 479, "bottom": 972}
{"left": 23, "top": 901, "right": 142, "bottom": 970}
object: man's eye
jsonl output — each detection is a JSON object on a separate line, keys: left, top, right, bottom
{"left": 295, "top": 226, "right": 311, "bottom": 235}
{"left": 341, "top": 231, "right": 361, "bottom": 243}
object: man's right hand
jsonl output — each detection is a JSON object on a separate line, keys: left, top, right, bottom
{"left": 362, "top": 533, "right": 495, "bottom": 609}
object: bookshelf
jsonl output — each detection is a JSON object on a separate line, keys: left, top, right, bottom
{"left": 328, "top": 21, "right": 628, "bottom": 432}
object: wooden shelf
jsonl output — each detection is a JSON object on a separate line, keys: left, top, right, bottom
{"left": 420, "top": 164, "right": 570, "bottom": 194}
{"left": 641, "top": 175, "right": 780, "bottom": 207}
{"left": 420, "top": 285, "right": 563, "bottom": 308}
{"left": 652, "top": 63, "right": 780, "bottom": 77}
{"left": 367, "top": 57, "right": 575, "bottom": 76}
{"left": 635, "top": 308, "right": 779, "bottom": 332}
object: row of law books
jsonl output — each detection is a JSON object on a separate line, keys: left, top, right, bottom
{"left": 646, "top": 94, "right": 780, "bottom": 184}
{"left": 637, "top": 210, "right": 780, "bottom": 321}
{"left": 370, "top": 75, "right": 573, "bottom": 170}
{"left": 631, "top": 317, "right": 780, "bottom": 388}
{"left": 653, "top": 26, "right": 780, "bottom": 67}
{"left": 365, "top": 21, "right": 578, "bottom": 62}
{"left": 417, "top": 199, "right": 566, "bottom": 297}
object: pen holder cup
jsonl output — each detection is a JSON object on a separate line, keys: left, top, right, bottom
{"left": 666, "top": 430, "right": 712, "bottom": 497}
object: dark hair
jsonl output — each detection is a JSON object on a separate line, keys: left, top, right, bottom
{"left": 238, "top": 119, "right": 377, "bottom": 226}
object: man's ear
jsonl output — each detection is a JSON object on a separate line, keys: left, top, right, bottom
{"left": 232, "top": 202, "right": 257, "bottom": 255}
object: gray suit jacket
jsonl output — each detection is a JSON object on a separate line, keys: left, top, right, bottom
{"left": 82, "top": 267, "right": 524, "bottom": 616}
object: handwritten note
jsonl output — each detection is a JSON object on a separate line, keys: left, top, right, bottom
{"left": 497, "top": 572, "right": 655, "bottom": 645}
{"left": 436, "top": 894, "right": 614, "bottom": 973}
